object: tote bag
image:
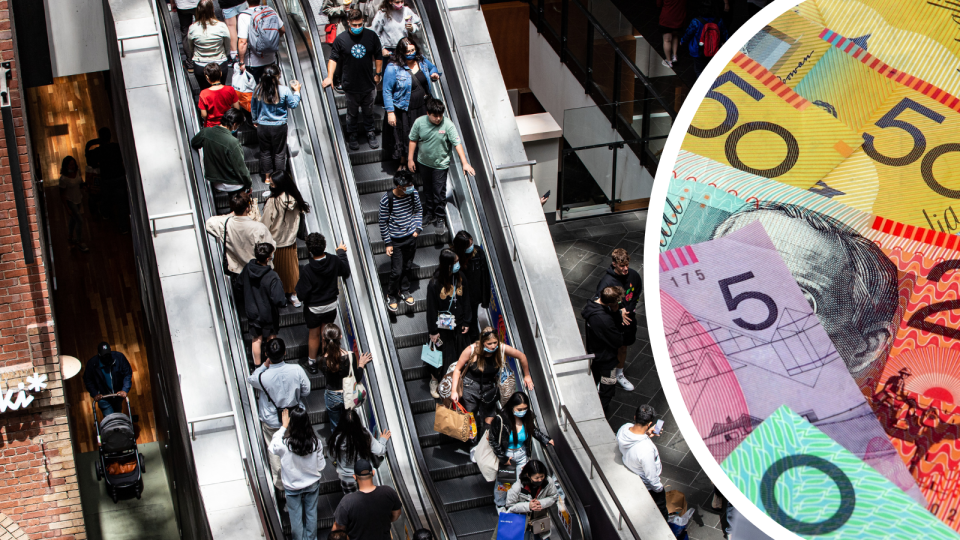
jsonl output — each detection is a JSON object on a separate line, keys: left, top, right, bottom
{"left": 434, "top": 401, "right": 476, "bottom": 442}
{"left": 342, "top": 353, "right": 366, "bottom": 410}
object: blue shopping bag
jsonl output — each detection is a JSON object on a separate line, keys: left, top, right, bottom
{"left": 421, "top": 343, "right": 443, "bottom": 368}
{"left": 495, "top": 512, "right": 527, "bottom": 540}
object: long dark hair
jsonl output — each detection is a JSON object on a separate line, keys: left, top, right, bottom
{"left": 255, "top": 64, "right": 282, "bottom": 105}
{"left": 379, "top": 0, "right": 405, "bottom": 13}
{"left": 268, "top": 171, "right": 311, "bottom": 213}
{"left": 520, "top": 460, "right": 549, "bottom": 489}
{"left": 322, "top": 323, "right": 344, "bottom": 375}
{"left": 60, "top": 156, "right": 78, "bottom": 177}
{"left": 452, "top": 230, "right": 476, "bottom": 263}
{"left": 283, "top": 407, "right": 320, "bottom": 456}
{"left": 432, "top": 248, "right": 458, "bottom": 291}
{"left": 390, "top": 37, "right": 422, "bottom": 66}
{"left": 195, "top": 0, "right": 217, "bottom": 29}
{"left": 328, "top": 409, "right": 372, "bottom": 463}
{"left": 499, "top": 392, "right": 537, "bottom": 446}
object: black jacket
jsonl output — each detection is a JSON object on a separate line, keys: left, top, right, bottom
{"left": 426, "top": 273, "right": 472, "bottom": 334}
{"left": 83, "top": 352, "right": 133, "bottom": 397}
{"left": 581, "top": 300, "right": 623, "bottom": 371}
{"left": 295, "top": 249, "right": 351, "bottom": 307}
{"left": 241, "top": 260, "right": 286, "bottom": 326}
{"left": 462, "top": 246, "right": 491, "bottom": 309}
{"left": 595, "top": 265, "right": 642, "bottom": 314}
{"left": 489, "top": 413, "right": 551, "bottom": 463}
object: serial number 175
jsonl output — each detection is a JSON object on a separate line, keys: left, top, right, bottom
{"left": 668, "top": 270, "right": 705, "bottom": 287}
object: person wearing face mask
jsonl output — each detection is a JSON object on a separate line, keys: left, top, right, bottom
{"left": 240, "top": 243, "right": 288, "bottom": 366}
{"left": 451, "top": 230, "right": 489, "bottom": 342}
{"left": 379, "top": 170, "right": 422, "bottom": 313}
{"left": 383, "top": 37, "right": 440, "bottom": 168}
{"left": 425, "top": 249, "right": 471, "bottom": 397}
{"left": 487, "top": 392, "right": 554, "bottom": 509}
{"left": 83, "top": 342, "right": 133, "bottom": 417}
{"left": 505, "top": 460, "right": 559, "bottom": 539}
{"left": 581, "top": 286, "right": 625, "bottom": 415}
{"left": 371, "top": 0, "right": 421, "bottom": 58}
{"left": 191, "top": 108, "right": 251, "bottom": 192}
{"left": 322, "top": 9, "right": 384, "bottom": 152}
{"left": 593, "top": 248, "right": 642, "bottom": 392}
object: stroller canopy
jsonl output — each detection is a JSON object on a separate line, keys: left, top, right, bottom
{"left": 100, "top": 412, "right": 136, "bottom": 452}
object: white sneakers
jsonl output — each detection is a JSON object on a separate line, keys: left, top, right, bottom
{"left": 617, "top": 372, "right": 635, "bottom": 391}
{"left": 469, "top": 445, "right": 477, "bottom": 463}
{"left": 429, "top": 377, "right": 440, "bottom": 399}
{"left": 290, "top": 294, "right": 302, "bottom": 308}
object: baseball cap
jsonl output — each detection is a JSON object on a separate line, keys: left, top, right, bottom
{"left": 98, "top": 342, "right": 111, "bottom": 357}
{"left": 354, "top": 458, "right": 374, "bottom": 476}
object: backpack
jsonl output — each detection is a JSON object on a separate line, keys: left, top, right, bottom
{"left": 246, "top": 6, "right": 282, "bottom": 57}
{"left": 699, "top": 20, "right": 721, "bottom": 57}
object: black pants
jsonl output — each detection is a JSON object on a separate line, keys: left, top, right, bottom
{"left": 345, "top": 88, "right": 377, "bottom": 135}
{"left": 419, "top": 163, "right": 448, "bottom": 223}
{"left": 428, "top": 327, "right": 461, "bottom": 381}
{"left": 247, "top": 64, "right": 268, "bottom": 83}
{"left": 387, "top": 233, "right": 418, "bottom": 296}
{"left": 195, "top": 60, "right": 229, "bottom": 91}
{"left": 258, "top": 123, "right": 289, "bottom": 177}
{"left": 592, "top": 361, "right": 616, "bottom": 415}
{"left": 176, "top": 8, "right": 195, "bottom": 37}
{"left": 649, "top": 488, "right": 668, "bottom": 521}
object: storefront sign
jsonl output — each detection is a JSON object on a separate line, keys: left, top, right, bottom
{"left": 0, "top": 372, "right": 48, "bottom": 412}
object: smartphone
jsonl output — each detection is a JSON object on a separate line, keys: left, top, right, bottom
{"left": 653, "top": 419, "right": 664, "bottom": 435}
{"left": 542, "top": 190, "right": 551, "bottom": 199}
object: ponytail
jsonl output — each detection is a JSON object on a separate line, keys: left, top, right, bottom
{"left": 323, "top": 324, "right": 344, "bottom": 374}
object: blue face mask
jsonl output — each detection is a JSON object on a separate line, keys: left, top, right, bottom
{"left": 452, "top": 262, "right": 460, "bottom": 273}
{"left": 515, "top": 410, "right": 527, "bottom": 418}
{"left": 350, "top": 26, "right": 363, "bottom": 35}
{"left": 465, "top": 244, "right": 474, "bottom": 254}
{"left": 404, "top": 186, "right": 416, "bottom": 194}
{"left": 231, "top": 129, "right": 239, "bottom": 135}
{"left": 406, "top": 53, "right": 416, "bottom": 60}
{"left": 483, "top": 344, "right": 498, "bottom": 353}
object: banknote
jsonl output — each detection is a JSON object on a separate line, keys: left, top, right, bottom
{"left": 741, "top": 9, "right": 831, "bottom": 89}
{"left": 722, "top": 405, "right": 959, "bottom": 539}
{"left": 658, "top": 222, "right": 925, "bottom": 503}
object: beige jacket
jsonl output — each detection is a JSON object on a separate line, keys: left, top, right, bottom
{"left": 260, "top": 192, "right": 301, "bottom": 248}
{"left": 205, "top": 214, "right": 276, "bottom": 274}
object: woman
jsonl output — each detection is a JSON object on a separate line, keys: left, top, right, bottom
{"left": 450, "top": 329, "right": 533, "bottom": 440}
{"left": 251, "top": 65, "right": 302, "bottom": 179}
{"left": 219, "top": 0, "right": 249, "bottom": 63}
{"left": 327, "top": 409, "right": 391, "bottom": 493}
{"left": 260, "top": 171, "right": 310, "bottom": 306}
{"left": 488, "top": 392, "right": 553, "bottom": 508}
{"left": 58, "top": 156, "right": 89, "bottom": 253}
{"left": 657, "top": 0, "right": 685, "bottom": 68}
{"left": 426, "top": 249, "right": 471, "bottom": 399}
{"left": 268, "top": 407, "right": 325, "bottom": 540}
{"left": 451, "top": 231, "right": 489, "bottom": 341}
{"left": 184, "top": 0, "right": 231, "bottom": 91}
{"left": 383, "top": 38, "right": 440, "bottom": 167}
{"left": 320, "top": 324, "right": 372, "bottom": 429}
{"left": 371, "top": 0, "right": 421, "bottom": 57}
{"left": 505, "top": 460, "right": 559, "bottom": 540}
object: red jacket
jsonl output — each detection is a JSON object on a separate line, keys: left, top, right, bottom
{"left": 657, "top": 0, "right": 686, "bottom": 30}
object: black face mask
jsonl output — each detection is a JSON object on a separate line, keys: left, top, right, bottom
{"left": 526, "top": 480, "right": 543, "bottom": 490}
{"left": 100, "top": 354, "right": 114, "bottom": 368}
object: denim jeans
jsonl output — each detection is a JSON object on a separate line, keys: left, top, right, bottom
{"left": 97, "top": 398, "right": 123, "bottom": 417}
{"left": 324, "top": 389, "right": 344, "bottom": 430}
{"left": 286, "top": 480, "right": 320, "bottom": 540}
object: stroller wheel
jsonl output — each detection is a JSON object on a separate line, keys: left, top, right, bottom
{"left": 95, "top": 461, "right": 102, "bottom": 481}
{"left": 135, "top": 491, "right": 141, "bottom": 500}
{"left": 111, "top": 492, "right": 118, "bottom": 504}
{"left": 139, "top": 453, "right": 146, "bottom": 473}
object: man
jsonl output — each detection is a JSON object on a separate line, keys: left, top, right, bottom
{"left": 191, "top": 108, "right": 251, "bottom": 192}
{"left": 296, "top": 233, "right": 351, "bottom": 374}
{"left": 332, "top": 458, "right": 403, "bottom": 539}
{"left": 85, "top": 127, "right": 128, "bottom": 229}
{"left": 248, "top": 337, "right": 311, "bottom": 489}
{"left": 237, "top": 0, "right": 285, "bottom": 82}
{"left": 581, "top": 286, "right": 624, "bottom": 414}
{"left": 321, "top": 9, "right": 383, "bottom": 151}
{"left": 594, "top": 248, "right": 641, "bottom": 391}
{"left": 241, "top": 243, "right": 287, "bottom": 366}
{"left": 407, "top": 98, "right": 475, "bottom": 234}
{"left": 617, "top": 404, "right": 667, "bottom": 520}
{"left": 205, "top": 191, "right": 276, "bottom": 276}
{"left": 83, "top": 342, "right": 133, "bottom": 417}
{"left": 378, "top": 170, "right": 422, "bottom": 313}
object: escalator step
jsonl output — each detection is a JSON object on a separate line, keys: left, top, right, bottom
{"left": 213, "top": 172, "right": 269, "bottom": 211}
{"left": 334, "top": 92, "right": 347, "bottom": 109}
{"left": 351, "top": 162, "right": 422, "bottom": 195}
{"left": 304, "top": 391, "right": 328, "bottom": 425}
{"left": 338, "top": 111, "right": 383, "bottom": 132}
{"left": 374, "top": 245, "right": 441, "bottom": 282}
{"left": 347, "top": 132, "right": 385, "bottom": 165}
{"left": 243, "top": 144, "right": 261, "bottom": 174}
{"left": 240, "top": 303, "right": 304, "bottom": 332}
{"left": 389, "top": 310, "right": 430, "bottom": 349}
{"left": 398, "top": 345, "right": 429, "bottom": 381}
{"left": 436, "top": 474, "right": 495, "bottom": 512}
{"left": 414, "top": 409, "right": 440, "bottom": 447}
{"left": 404, "top": 377, "right": 436, "bottom": 414}
{"left": 423, "top": 443, "right": 479, "bottom": 481}
{"left": 365, "top": 222, "right": 449, "bottom": 255}
{"left": 286, "top": 357, "right": 325, "bottom": 390}
{"left": 237, "top": 124, "right": 258, "bottom": 146}
{"left": 316, "top": 491, "right": 345, "bottom": 530}
{"left": 449, "top": 507, "right": 500, "bottom": 539}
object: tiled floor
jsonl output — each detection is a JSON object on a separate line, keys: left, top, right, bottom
{"left": 549, "top": 211, "right": 726, "bottom": 540}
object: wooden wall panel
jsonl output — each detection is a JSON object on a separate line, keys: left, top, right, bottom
{"left": 482, "top": 2, "right": 530, "bottom": 90}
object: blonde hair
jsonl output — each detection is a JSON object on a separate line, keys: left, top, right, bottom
{"left": 469, "top": 327, "right": 504, "bottom": 372}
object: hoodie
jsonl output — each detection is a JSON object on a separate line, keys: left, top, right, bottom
{"left": 617, "top": 423, "right": 663, "bottom": 492}
{"left": 595, "top": 265, "right": 642, "bottom": 315}
{"left": 296, "top": 249, "right": 351, "bottom": 307}
{"left": 505, "top": 477, "right": 559, "bottom": 516}
{"left": 581, "top": 300, "right": 623, "bottom": 371}
{"left": 240, "top": 260, "right": 287, "bottom": 327}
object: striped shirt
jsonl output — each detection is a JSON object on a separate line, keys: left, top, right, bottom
{"left": 379, "top": 190, "right": 423, "bottom": 244}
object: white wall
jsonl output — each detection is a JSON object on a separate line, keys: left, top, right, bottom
{"left": 528, "top": 21, "right": 653, "bottom": 203}
{"left": 45, "top": 0, "right": 110, "bottom": 77}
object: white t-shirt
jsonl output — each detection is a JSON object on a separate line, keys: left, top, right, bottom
{"left": 238, "top": 6, "right": 285, "bottom": 67}
{"left": 174, "top": 0, "right": 199, "bottom": 8}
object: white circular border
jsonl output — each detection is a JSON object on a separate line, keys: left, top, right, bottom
{"left": 643, "top": 1, "right": 825, "bottom": 539}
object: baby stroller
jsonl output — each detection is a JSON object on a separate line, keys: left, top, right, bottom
{"left": 93, "top": 394, "right": 145, "bottom": 502}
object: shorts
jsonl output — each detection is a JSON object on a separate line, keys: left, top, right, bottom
{"left": 623, "top": 320, "right": 638, "bottom": 347}
{"left": 659, "top": 24, "right": 680, "bottom": 34}
{"left": 249, "top": 323, "right": 278, "bottom": 340}
{"left": 461, "top": 376, "right": 498, "bottom": 422}
{"left": 304, "top": 305, "right": 338, "bottom": 329}
{"left": 222, "top": 2, "right": 249, "bottom": 19}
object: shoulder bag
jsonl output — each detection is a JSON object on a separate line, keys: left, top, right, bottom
{"left": 474, "top": 417, "right": 503, "bottom": 481}
{"left": 342, "top": 352, "right": 366, "bottom": 410}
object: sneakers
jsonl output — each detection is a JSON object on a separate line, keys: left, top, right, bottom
{"left": 429, "top": 377, "right": 440, "bottom": 399}
{"left": 469, "top": 445, "right": 477, "bottom": 463}
{"left": 617, "top": 372, "right": 635, "bottom": 391}
{"left": 347, "top": 133, "right": 360, "bottom": 151}
{"left": 302, "top": 358, "right": 320, "bottom": 375}
{"left": 661, "top": 59, "right": 673, "bottom": 68}
{"left": 402, "top": 291, "right": 415, "bottom": 306}
{"left": 386, "top": 295, "right": 399, "bottom": 313}
{"left": 367, "top": 131, "right": 379, "bottom": 149}
{"left": 434, "top": 218, "right": 446, "bottom": 235}
{"left": 289, "top": 294, "right": 302, "bottom": 308}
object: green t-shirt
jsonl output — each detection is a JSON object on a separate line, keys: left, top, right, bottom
{"left": 409, "top": 116, "right": 460, "bottom": 170}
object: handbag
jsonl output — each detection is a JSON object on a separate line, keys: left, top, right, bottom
{"left": 474, "top": 426, "right": 502, "bottom": 482}
{"left": 529, "top": 516, "right": 551, "bottom": 535}
{"left": 342, "top": 353, "right": 366, "bottom": 410}
{"left": 492, "top": 512, "right": 527, "bottom": 540}
{"left": 496, "top": 348, "right": 516, "bottom": 407}
{"left": 433, "top": 401, "right": 476, "bottom": 442}
{"left": 437, "top": 361, "right": 461, "bottom": 400}
{"left": 497, "top": 461, "right": 517, "bottom": 483}
{"left": 421, "top": 342, "right": 442, "bottom": 368}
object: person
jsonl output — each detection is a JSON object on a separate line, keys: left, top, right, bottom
{"left": 426, "top": 249, "right": 471, "bottom": 397}
{"left": 269, "top": 407, "right": 326, "bottom": 540}
{"left": 83, "top": 342, "right": 133, "bottom": 417}
{"left": 237, "top": 0, "right": 285, "bottom": 82}
{"left": 191, "top": 107, "right": 251, "bottom": 192}
{"left": 505, "top": 460, "right": 559, "bottom": 540}
{"left": 657, "top": 0, "right": 685, "bottom": 68}
{"left": 170, "top": 0, "right": 199, "bottom": 38}
{"left": 450, "top": 328, "right": 535, "bottom": 437}
{"left": 581, "top": 286, "right": 624, "bottom": 415}
{"left": 205, "top": 191, "right": 275, "bottom": 276}
{"left": 327, "top": 409, "right": 391, "bottom": 493}
{"left": 296, "top": 233, "right": 351, "bottom": 373}
{"left": 412, "top": 530, "right": 435, "bottom": 540}
{"left": 383, "top": 38, "right": 440, "bottom": 167}
{"left": 220, "top": 0, "right": 249, "bottom": 64}
{"left": 370, "top": 0, "right": 421, "bottom": 58}
{"left": 241, "top": 243, "right": 287, "bottom": 366}
{"left": 319, "top": 0, "right": 352, "bottom": 44}
{"left": 488, "top": 392, "right": 553, "bottom": 508}
{"left": 679, "top": 10, "right": 729, "bottom": 76}
{"left": 84, "top": 127, "right": 128, "bottom": 230}
{"left": 618, "top": 404, "right": 667, "bottom": 520}
{"left": 594, "top": 248, "right": 641, "bottom": 392}
{"left": 185, "top": 0, "right": 231, "bottom": 91}
{"left": 873, "top": 367, "right": 922, "bottom": 420}
{"left": 58, "top": 156, "right": 89, "bottom": 252}
{"left": 320, "top": 323, "right": 372, "bottom": 429}
{"left": 251, "top": 66, "right": 301, "bottom": 179}
{"left": 379, "top": 170, "right": 422, "bottom": 313}
{"left": 332, "top": 458, "right": 402, "bottom": 538}
{"left": 198, "top": 63, "right": 240, "bottom": 127}
{"left": 321, "top": 9, "right": 383, "bottom": 151}
{"left": 249, "top": 337, "right": 311, "bottom": 489}
{"left": 407, "top": 98, "right": 475, "bottom": 234}
{"left": 260, "top": 170, "right": 309, "bottom": 307}
{"left": 451, "top": 230, "right": 489, "bottom": 341}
